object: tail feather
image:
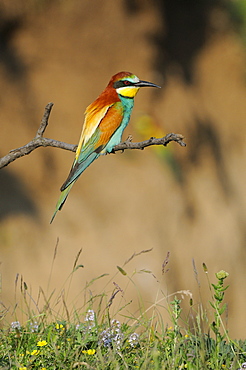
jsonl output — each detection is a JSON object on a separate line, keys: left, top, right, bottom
{"left": 60, "top": 152, "right": 99, "bottom": 191}
{"left": 51, "top": 152, "right": 100, "bottom": 224}
{"left": 50, "top": 183, "right": 74, "bottom": 224}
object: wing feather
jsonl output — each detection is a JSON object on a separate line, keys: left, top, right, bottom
{"left": 75, "top": 85, "right": 121, "bottom": 160}
{"left": 60, "top": 102, "right": 123, "bottom": 190}
{"left": 75, "top": 104, "right": 112, "bottom": 161}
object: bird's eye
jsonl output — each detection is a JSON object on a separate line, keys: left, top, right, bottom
{"left": 123, "top": 80, "right": 131, "bottom": 86}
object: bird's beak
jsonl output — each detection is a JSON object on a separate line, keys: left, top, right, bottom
{"left": 134, "top": 80, "right": 161, "bottom": 89}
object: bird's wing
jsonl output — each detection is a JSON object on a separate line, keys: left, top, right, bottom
{"left": 75, "top": 104, "right": 111, "bottom": 161}
{"left": 60, "top": 102, "right": 123, "bottom": 190}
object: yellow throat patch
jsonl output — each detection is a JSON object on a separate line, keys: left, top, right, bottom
{"left": 116, "top": 86, "right": 140, "bottom": 98}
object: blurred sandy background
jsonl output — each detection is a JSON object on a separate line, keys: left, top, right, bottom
{"left": 0, "top": 0, "right": 246, "bottom": 337}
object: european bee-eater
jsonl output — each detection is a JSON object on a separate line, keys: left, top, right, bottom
{"left": 51, "top": 71, "right": 160, "bottom": 223}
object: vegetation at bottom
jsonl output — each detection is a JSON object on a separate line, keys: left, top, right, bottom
{"left": 0, "top": 249, "right": 245, "bottom": 370}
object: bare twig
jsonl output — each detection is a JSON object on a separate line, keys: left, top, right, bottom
{"left": 112, "top": 133, "right": 186, "bottom": 152}
{"left": 35, "top": 102, "right": 54, "bottom": 137}
{"left": 0, "top": 103, "right": 186, "bottom": 170}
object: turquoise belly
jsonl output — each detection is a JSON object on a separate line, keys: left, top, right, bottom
{"left": 104, "top": 96, "right": 134, "bottom": 153}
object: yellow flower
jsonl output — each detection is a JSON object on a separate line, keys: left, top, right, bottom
{"left": 185, "top": 334, "right": 189, "bottom": 338}
{"left": 82, "top": 349, "right": 96, "bottom": 355}
{"left": 31, "top": 349, "right": 40, "bottom": 355}
{"left": 55, "top": 323, "right": 64, "bottom": 330}
{"left": 216, "top": 270, "right": 229, "bottom": 280}
{"left": 19, "top": 368, "right": 27, "bottom": 370}
{"left": 37, "top": 340, "right": 47, "bottom": 347}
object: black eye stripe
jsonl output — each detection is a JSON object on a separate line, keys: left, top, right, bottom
{"left": 113, "top": 80, "right": 133, "bottom": 89}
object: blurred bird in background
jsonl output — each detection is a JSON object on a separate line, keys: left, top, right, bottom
{"left": 134, "top": 113, "right": 183, "bottom": 184}
{"left": 51, "top": 71, "right": 160, "bottom": 223}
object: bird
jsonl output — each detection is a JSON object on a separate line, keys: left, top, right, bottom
{"left": 50, "top": 71, "right": 161, "bottom": 223}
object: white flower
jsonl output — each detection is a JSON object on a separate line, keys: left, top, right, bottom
{"left": 29, "top": 321, "right": 39, "bottom": 332}
{"left": 128, "top": 332, "right": 139, "bottom": 347}
{"left": 238, "top": 363, "right": 246, "bottom": 370}
{"left": 76, "top": 323, "right": 82, "bottom": 331}
{"left": 11, "top": 321, "right": 21, "bottom": 330}
{"left": 85, "top": 309, "right": 95, "bottom": 323}
{"left": 100, "top": 320, "right": 123, "bottom": 349}
{"left": 84, "top": 309, "right": 96, "bottom": 329}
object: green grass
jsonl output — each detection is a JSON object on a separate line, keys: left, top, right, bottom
{"left": 0, "top": 248, "right": 246, "bottom": 370}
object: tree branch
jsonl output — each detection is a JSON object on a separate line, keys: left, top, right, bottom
{"left": 0, "top": 103, "right": 186, "bottom": 170}
{"left": 112, "top": 133, "right": 186, "bottom": 152}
